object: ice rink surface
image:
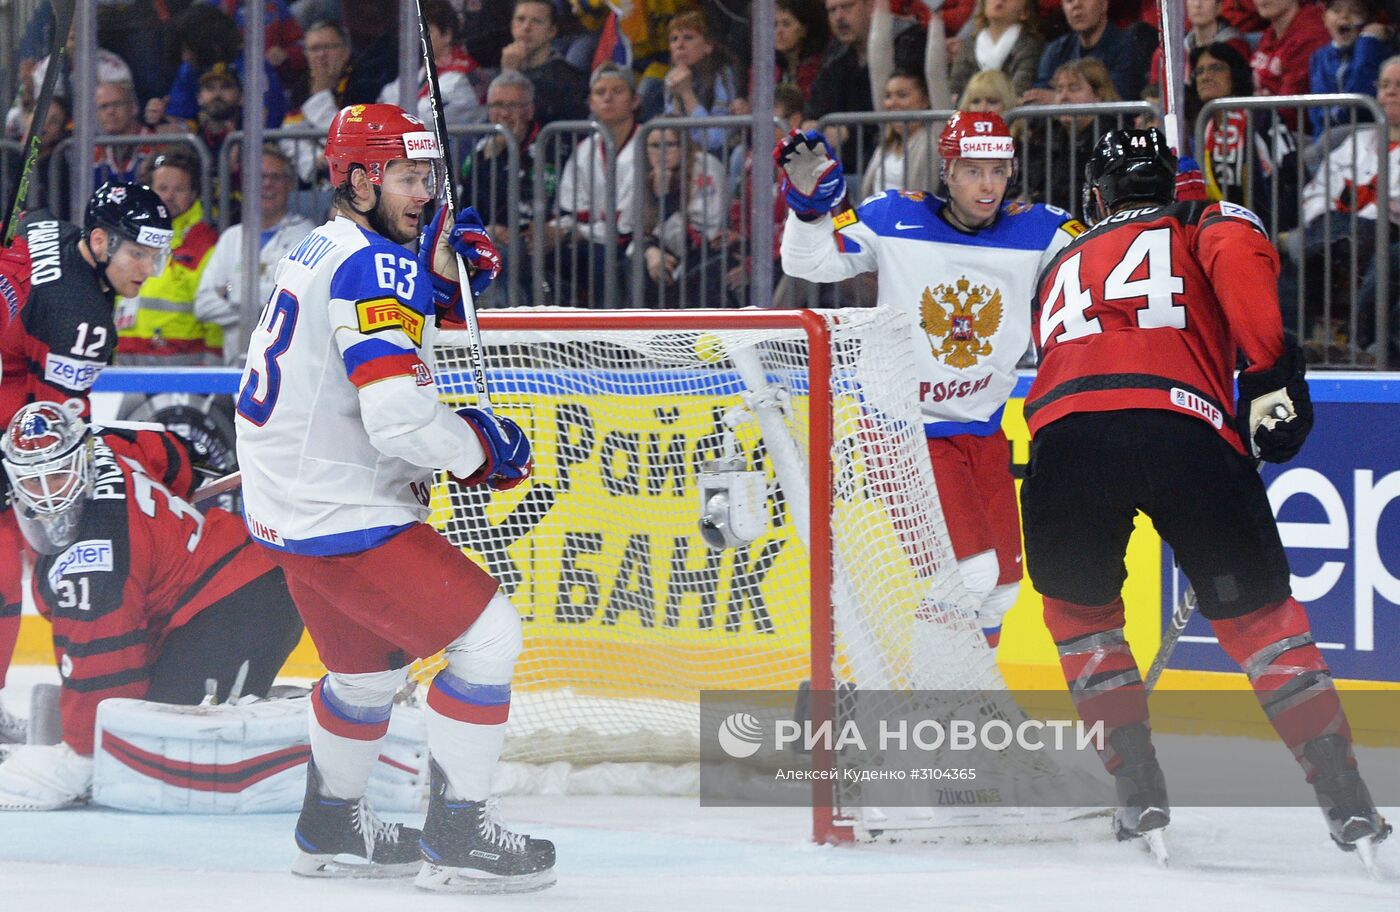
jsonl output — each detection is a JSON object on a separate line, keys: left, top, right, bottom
{"left": 3, "top": 670, "right": 1396, "bottom": 911}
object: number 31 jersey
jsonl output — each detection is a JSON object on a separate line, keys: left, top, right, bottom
{"left": 234, "top": 216, "right": 486, "bottom": 557}
{"left": 1027, "top": 200, "right": 1285, "bottom": 455}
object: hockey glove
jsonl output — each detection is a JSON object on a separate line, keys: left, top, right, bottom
{"left": 1236, "top": 344, "right": 1314, "bottom": 463}
{"left": 455, "top": 407, "right": 533, "bottom": 491}
{"left": 1175, "top": 155, "right": 1207, "bottom": 201}
{"left": 0, "top": 742, "right": 93, "bottom": 811}
{"left": 773, "top": 129, "right": 846, "bottom": 219}
{"left": 419, "top": 206, "right": 502, "bottom": 314}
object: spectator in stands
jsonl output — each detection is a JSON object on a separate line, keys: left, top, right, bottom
{"left": 378, "top": 0, "right": 484, "bottom": 128}
{"left": 96, "top": 0, "right": 176, "bottom": 105}
{"left": 1193, "top": 41, "right": 1299, "bottom": 232}
{"left": 94, "top": 81, "right": 158, "bottom": 188}
{"left": 1309, "top": 0, "right": 1393, "bottom": 135}
{"left": 1020, "top": 57, "right": 1120, "bottom": 212}
{"left": 181, "top": 67, "right": 248, "bottom": 163}
{"left": 546, "top": 63, "right": 642, "bottom": 306}
{"left": 195, "top": 146, "right": 314, "bottom": 364}
{"left": 1024, "top": 0, "right": 1154, "bottom": 105}
{"left": 960, "top": 67, "right": 1017, "bottom": 116}
{"left": 214, "top": 0, "right": 309, "bottom": 91}
{"left": 337, "top": 0, "right": 401, "bottom": 104}
{"left": 283, "top": 21, "right": 378, "bottom": 185}
{"left": 775, "top": 0, "right": 830, "bottom": 102}
{"left": 160, "top": 3, "right": 287, "bottom": 131}
{"left": 950, "top": 0, "right": 1046, "bottom": 102}
{"left": 115, "top": 151, "right": 221, "bottom": 366}
{"left": 461, "top": 71, "right": 544, "bottom": 306}
{"left": 1147, "top": 0, "right": 1251, "bottom": 91}
{"left": 1252, "top": 0, "right": 1331, "bottom": 102}
{"left": 463, "top": 0, "right": 515, "bottom": 69}
{"left": 6, "top": 21, "right": 132, "bottom": 142}
{"left": 860, "top": 70, "right": 940, "bottom": 196}
{"left": 572, "top": 0, "right": 694, "bottom": 120}
{"left": 806, "top": 0, "right": 926, "bottom": 165}
{"left": 501, "top": 0, "right": 590, "bottom": 126}
{"left": 664, "top": 11, "right": 743, "bottom": 156}
{"left": 1284, "top": 55, "right": 1400, "bottom": 359}
{"left": 634, "top": 125, "right": 734, "bottom": 307}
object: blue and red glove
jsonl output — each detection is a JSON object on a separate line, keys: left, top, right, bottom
{"left": 1175, "top": 155, "right": 1206, "bottom": 201}
{"left": 455, "top": 407, "right": 533, "bottom": 491}
{"left": 419, "top": 205, "right": 502, "bottom": 317}
{"left": 773, "top": 128, "right": 846, "bottom": 219}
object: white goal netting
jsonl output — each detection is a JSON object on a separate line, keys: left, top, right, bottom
{"left": 429, "top": 308, "right": 1038, "bottom": 830}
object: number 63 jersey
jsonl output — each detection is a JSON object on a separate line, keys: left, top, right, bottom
{"left": 235, "top": 216, "right": 486, "bottom": 557}
{"left": 1027, "top": 200, "right": 1286, "bottom": 456}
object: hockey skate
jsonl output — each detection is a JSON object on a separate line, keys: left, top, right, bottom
{"left": 1107, "top": 723, "right": 1170, "bottom": 867}
{"left": 291, "top": 760, "right": 423, "bottom": 878}
{"left": 1304, "top": 734, "right": 1391, "bottom": 878}
{"left": 415, "top": 760, "right": 556, "bottom": 894}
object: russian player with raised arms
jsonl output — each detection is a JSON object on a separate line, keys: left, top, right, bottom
{"left": 778, "top": 112, "right": 1086, "bottom": 645}
{"left": 235, "top": 103, "right": 552, "bottom": 893}
{"left": 1023, "top": 129, "right": 1388, "bottom": 866}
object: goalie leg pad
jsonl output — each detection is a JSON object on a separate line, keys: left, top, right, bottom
{"left": 1045, "top": 596, "right": 1148, "bottom": 773}
{"left": 309, "top": 671, "right": 405, "bottom": 800}
{"left": 425, "top": 593, "right": 520, "bottom": 802}
{"left": 1210, "top": 597, "right": 1351, "bottom": 777}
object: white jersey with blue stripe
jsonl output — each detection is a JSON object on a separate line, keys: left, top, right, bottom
{"left": 781, "top": 190, "right": 1085, "bottom": 436}
{"left": 234, "top": 216, "right": 486, "bottom": 556}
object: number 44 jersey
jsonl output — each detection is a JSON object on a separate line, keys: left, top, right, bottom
{"left": 1027, "top": 200, "right": 1285, "bottom": 456}
{"left": 234, "top": 216, "right": 487, "bottom": 557}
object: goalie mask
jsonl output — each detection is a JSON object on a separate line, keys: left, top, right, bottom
{"left": 1, "top": 402, "right": 94, "bottom": 554}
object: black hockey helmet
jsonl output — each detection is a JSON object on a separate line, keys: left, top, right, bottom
{"left": 83, "top": 180, "right": 173, "bottom": 250}
{"left": 1082, "top": 128, "right": 1177, "bottom": 222}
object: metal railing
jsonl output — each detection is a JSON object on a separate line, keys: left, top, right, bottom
{"left": 1007, "top": 101, "right": 1155, "bottom": 214}
{"left": 48, "top": 133, "right": 214, "bottom": 222}
{"left": 216, "top": 126, "right": 324, "bottom": 232}
{"left": 532, "top": 120, "right": 618, "bottom": 309}
{"left": 1197, "top": 94, "right": 1390, "bottom": 369}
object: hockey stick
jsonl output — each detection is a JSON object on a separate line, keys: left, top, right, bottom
{"left": 1144, "top": 405, "right": 1289, "bottom": 693}
{"left": 1, "top": 0, "right": 78, "bottom": 246}
{"left": 192, "top": 470, "right": 242, "bottom": 505}
{"left": 1157, "top": 0, "right": 1187, "bottom": 155}
{"left": 413, "top": 0, "right": 493, "bottom": 411}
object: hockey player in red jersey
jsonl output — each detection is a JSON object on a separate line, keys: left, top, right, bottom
{"left": 0, "top": 181, "right": 173, "bottom": 425}
{"left": 0, "top": 402, "right": 302, "bottom": 810}
{"left": 235, "top": 104, "right": 550, "bottom": 891}
{"left": 1023, "top": 128, "right": 1389, "bottom": 864}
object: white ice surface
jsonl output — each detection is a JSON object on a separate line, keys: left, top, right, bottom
{"left": 2, "top": 667, "right": 1396, "bottom": 911}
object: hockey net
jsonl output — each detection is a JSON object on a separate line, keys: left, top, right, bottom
{"left": 429, "top": 308, "right": 1056, "bottom": 841}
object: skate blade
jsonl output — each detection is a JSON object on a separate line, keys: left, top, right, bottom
{"left": 1354, "top": 835, "right": 1383, "bottom": 881}
{"left": 291, "top": 851, "right": 420, "bottom": 879}
{"left": 1141, "top": 828, "right": 1169, "bottom": 868}
{"left": 414, "top": 862, "right": 557, "bottom": 894}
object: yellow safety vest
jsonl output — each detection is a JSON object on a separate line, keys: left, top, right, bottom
{"left": 116, "top": 201, "right": 222, "bottom": 361}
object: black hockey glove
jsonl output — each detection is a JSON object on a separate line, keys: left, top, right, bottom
{"left": 1235, "top": 344, "right": 1313, "bottom": 463}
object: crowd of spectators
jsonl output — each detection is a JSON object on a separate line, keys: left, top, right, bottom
{"left": 4, "top": 0, "right": 1399, "bottom": 361}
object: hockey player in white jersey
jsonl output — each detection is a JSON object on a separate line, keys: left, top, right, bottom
{"left": 234, "top": 102, "right": 553, "bottom": 893}
{"left": 779, "top": 112, "right": 1086, "bottom": 646}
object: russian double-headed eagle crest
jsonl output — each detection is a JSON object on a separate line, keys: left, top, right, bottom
{"left": 920, "top": 277, "right": 1003, "bottom": 368}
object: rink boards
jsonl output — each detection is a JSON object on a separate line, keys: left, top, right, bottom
{"left": 9, "top": 367, "right": 1396, "bottom": 690}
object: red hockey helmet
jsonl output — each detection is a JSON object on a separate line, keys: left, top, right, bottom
{"left": 325, "top": 103, "right": 444, "bottom": 192}
{"left": 938, "top": 111, "right": 1016, "bottom": 162}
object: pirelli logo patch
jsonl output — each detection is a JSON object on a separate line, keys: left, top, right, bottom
{"left": 356, "top": 297, "right": 425, "bottom": 346}
{"left": 832, "top": 209, "right": 858, "bottom": 229}
{"left": 1062, "top": 218, "right": 1088, "bottom": 238}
